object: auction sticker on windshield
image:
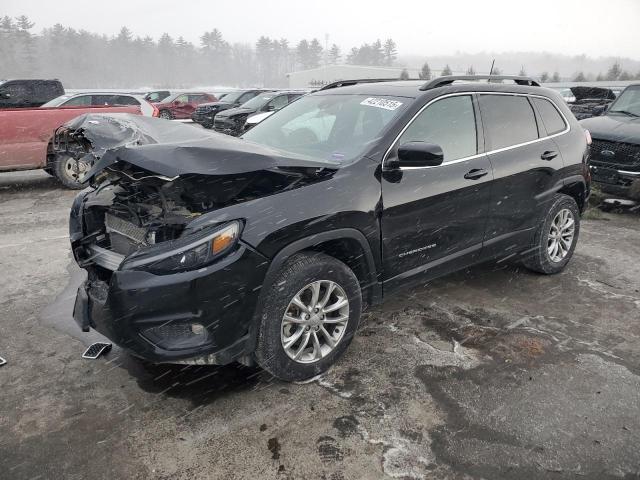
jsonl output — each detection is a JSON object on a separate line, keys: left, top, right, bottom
{"left": 360, "top": 97, "right": 403, "bottom": 110}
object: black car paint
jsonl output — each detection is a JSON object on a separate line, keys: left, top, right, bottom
{"left": 69, "top": 81, "right": 589, "bottom": 365}
{"left": 0, "top": 79, "right": 64, "bottom": 108}
{"left": 213, "top": 92, "right": 303, "bottom": 136}
{"left": 191, "top": 89, "right": 272, "bottom": 128}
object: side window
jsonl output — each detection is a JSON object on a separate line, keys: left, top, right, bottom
{"left": 113, "top": 95, "right": 139, "bottom": 106}
{"left": 532, "top": 97, "right": 567, "bottom": 136}
{"left": 91, "top": 95, "right": 114, "bottom": 106}
{"left": 479, "top": 95, "right": 539, "bottom": 150}
{"left": 64, "top": 95, "right": 92, "bottom": 106}
{"left": 267, "top": 95, "right": 289, "bottom": 111}
{"left": 175, "top": 94, "right": 189, "bottom": 103}
{"left": 398, "top": 95, "right": 477, "bottom": 162}
{"left": 0, "top": 83, "right": 30, "bottom": 102}
{"left": 188, "top": 94, "right": 204, "bottom": 103}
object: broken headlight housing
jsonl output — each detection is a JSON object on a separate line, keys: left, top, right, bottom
{"left": 121, "top": 221, "right": 241, "bottom": 274}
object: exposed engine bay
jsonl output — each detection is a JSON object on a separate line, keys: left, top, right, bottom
{"left": 58, "top": 113, "right": 337, "bottom": 262}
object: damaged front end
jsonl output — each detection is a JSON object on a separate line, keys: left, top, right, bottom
{"left": 64, "top": 113, "right": 337, "bottom": 364}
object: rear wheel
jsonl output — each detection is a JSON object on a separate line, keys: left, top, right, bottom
{"left": 255, "top": 252, "right": 362, "bottom": 381}
{"left": 53, "top": 154, "right": 91, "bottom": 189}
{"left": 523, "top": 194, "right": 580, "bottom": 274}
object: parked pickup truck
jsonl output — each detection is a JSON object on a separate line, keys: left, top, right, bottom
{"left": 0, "top": 104, "right": 144, "bottom": 188}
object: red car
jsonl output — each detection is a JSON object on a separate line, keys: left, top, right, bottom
{"left": 154, "top": 92, "right": 217, "bottom": 120}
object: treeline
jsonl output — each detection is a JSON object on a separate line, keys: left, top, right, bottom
{"left": 0, "top": 15, "right": 398, "bottom": 88}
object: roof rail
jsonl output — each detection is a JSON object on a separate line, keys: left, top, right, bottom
{"left": 319, "top": 78, "right": 400, "bottom": 91}
{"left": 420, "top": 75, "right": 540, "bottom": 91}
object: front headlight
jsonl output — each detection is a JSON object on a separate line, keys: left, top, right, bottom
{"left": 121, "top": 221, "right": 240, "bottom": 274}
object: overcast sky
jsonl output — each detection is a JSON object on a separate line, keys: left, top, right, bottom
{"left": 4, "top": 0, "right": 640, "bottom": 59}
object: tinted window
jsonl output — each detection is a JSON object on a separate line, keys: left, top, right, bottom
{"left": 532, "top": 97, "right": 566, "bottom": 135}
{"left": 398, "top": 95, "right": 477, "bottom": 162}
{"left": 479, "top": 95, "right": 538, "bottom": 150}
{"left": 175, "top": 94, "right": 189, "bottom": 103}
{"left": 113, "top": 95, "right": 139, "bottom": 106}
{"left": 0, "top": 83, "right": 30, "bottom": 102}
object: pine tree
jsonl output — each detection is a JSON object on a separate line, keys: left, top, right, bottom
{"left": 308, "top": 38, "right": 323, "bottom": 69}
{"left": 606, "top": 61, "right": 622, "bottom": 80}
{"left": 540, "top": 72, "right": 549, "bottom": 82}
{"left": 441, "top": 64, "right": 452, "bottom": 76}
{"left": 419, "top": 62, "right": 431, "bottom": 80}
{"left": 328, "top": 44, "right": 340, "bottom": 64}
{"left": 551, "top": 71, "right": 561, "bottom": 82}
{"left": 399, "top": 68, "right": 409, "bottom": 80}
{"left": 383, "top": 39, "right": 397, "bottom": 66}
{"left": 573, "top": 72, "right": 586, "bottom": 82}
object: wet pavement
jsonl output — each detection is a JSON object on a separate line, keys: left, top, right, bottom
{"left": 1, "top": 169, "right": 640, "bottom": 479}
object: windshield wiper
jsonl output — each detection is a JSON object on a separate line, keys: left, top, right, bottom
{"left": 609, "top": 109, "right": 640, "bottom": 117}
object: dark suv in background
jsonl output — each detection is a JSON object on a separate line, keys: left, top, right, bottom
{"left": 65, "top": 76, "right": 589, "bottom": 381}
{"left": 581, "top": 84, "right": 640, "bottom": 199}
{"left": 213, "top": 91, "right": 304, "bottom": 136}
{"left": 0, "top": 79, "right": 64, "bottom": 108}
{"left": 191, "top": 89, "right": 272, "bottom": 128}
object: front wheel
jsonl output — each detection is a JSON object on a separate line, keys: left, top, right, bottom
{"left": 523, "top": 194, "right": 580, "bottom": 274}
{"left": 255, "top": 252, "right": 362, "bottom": 382}
{"left": 53, "top": 154, "right": 91, "bottom": 189}
{"left": 159, "top": 110, "right": 173, "bottom": 120}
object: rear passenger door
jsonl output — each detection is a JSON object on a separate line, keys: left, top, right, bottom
{"left": 477, "top": 94, "right": 566, "bottom": 257}
{"left": 381, "top": 94, "right": 493, "bottom": 292}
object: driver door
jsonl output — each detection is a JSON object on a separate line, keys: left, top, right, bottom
{"left": 381, "top": 94, "right": 493, "bottom": 292}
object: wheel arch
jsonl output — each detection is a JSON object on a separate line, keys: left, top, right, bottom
{"left": 245, "top": 228, "right": 381, "bottom": 355}
{"left": 558, "top": 175, "right": 588, "bottom": 212}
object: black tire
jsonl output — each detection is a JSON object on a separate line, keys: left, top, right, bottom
{"left": 52, "top": 154, "right": 86, "bottom": 189}
{"left": 159, "top": 109, "right": 173, "bottom": 120}
{"left": 523, "top": 194, "right": 580, "bottom": 274}
{"left": 255, "top": 252, "right": 362, "bottom": 382}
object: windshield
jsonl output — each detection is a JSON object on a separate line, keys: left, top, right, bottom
{"left": 242, "top": 94, "right": 407, "bottom": 163}
{"left": 219, "top": 91, "right": 244, "bottom": 104}
{"left": 239, "top": 94, "right": 275, "bottom": 110}
{"left": 608, "top": 85, "right": 640, "bottom": 116}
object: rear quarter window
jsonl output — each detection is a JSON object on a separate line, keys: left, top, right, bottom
{"left": 479, "top": 95, "right": 539, "bottom": 150}
{"left": 532, "top": 97, "right": 567, "bottom": 135}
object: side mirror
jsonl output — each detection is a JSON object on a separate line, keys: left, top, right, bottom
{"left": 265, "top": 104, "right": 276, "bottom": 112}
{"left": 396, "top": 142, "right": 444, "bottom": 168}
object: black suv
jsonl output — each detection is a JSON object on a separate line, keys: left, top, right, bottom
{"left": 0, "top": 78, "right": 64, "bottom": 108}
{"left": 191, "top": 89, "right": 271, "bottom": 128}
{"left": 213, "top": 91, "right": 305, "bottom": 136}
{"left": 580, "top": 83, "right": 640, "bottom": 199}
{"left": 66, "top": 76, "right": 590, "bottom": 381}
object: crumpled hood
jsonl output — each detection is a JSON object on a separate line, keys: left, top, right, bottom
{"left": 55, "top": 113, "right": 339, "bottom": 182}
{"left": 580, "top": 114, "right": 640, "bottom": 144}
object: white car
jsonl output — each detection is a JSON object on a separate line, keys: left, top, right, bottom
{"left": 42, "top": 92, "right": 156, "bottom": 116}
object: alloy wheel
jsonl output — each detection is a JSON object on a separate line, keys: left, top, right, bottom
{"left": 281, "top": 280, "right": 349, "bottom": 364}
{"left": 547, "top": 208, "right": 575, "bottom": 262}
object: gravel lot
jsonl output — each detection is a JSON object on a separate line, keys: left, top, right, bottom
{"left": 1, "top": 170, "right": 640, "bottom": 480}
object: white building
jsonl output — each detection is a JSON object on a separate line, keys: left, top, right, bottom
{"left": 286, "top": 64, "right": 423, "bottom": 89}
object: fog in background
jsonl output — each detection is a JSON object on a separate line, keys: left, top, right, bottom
{"left": 2, "top": 0, "right": 640, "bottom": 88}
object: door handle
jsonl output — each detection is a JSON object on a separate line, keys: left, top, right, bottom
{"left": 464, "top": 168, "right": 488, "bottom": 180}
{"left": 540, "top": 151, "right": 558, "bottom": 161}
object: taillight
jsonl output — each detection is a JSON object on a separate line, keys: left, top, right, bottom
{"left": 584, "top": 129, "right": 592, "bottom": 145}
{"left": 152, "top": 105, "right": 160, "bottom": 118}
